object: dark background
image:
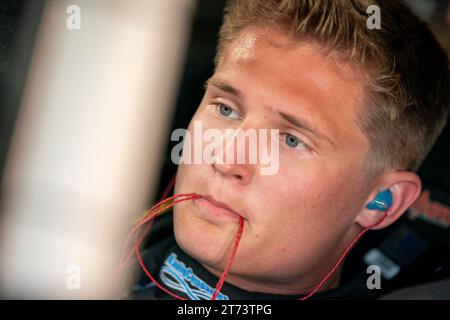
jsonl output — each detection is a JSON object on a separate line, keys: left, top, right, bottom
{"left": 0, "top": 0, "right": 449, "bottom": 298}
{"left": 0, "top": 0, "right": 449, "bottom": 203}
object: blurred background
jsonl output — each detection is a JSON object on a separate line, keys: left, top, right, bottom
{"left": 0, "top": 0, "right": 448, "bottom": 299}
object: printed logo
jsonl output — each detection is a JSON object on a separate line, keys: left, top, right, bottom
{"left": 160, "top": 253, "right": 229, "bottom": 300}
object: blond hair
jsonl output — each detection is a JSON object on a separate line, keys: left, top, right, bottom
{"left": 215, "top": 0, "right": 450, "bottom": 173}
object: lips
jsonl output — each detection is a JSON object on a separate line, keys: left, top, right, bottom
{"left": 194, "top": 194, "right": 242, "bottom": 221}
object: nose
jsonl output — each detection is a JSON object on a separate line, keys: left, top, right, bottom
{"left": 211, "top": 161, "right": 253, "bottom": 185}
{"left": 211, "top": 131, "right": 255, "bottom": 185}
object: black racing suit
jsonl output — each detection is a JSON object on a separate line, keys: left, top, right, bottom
{"left": 124, "top": 212, "right": 379, "bottom": 300}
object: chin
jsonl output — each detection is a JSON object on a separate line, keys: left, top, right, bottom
{"left": 173, "top": 208, "right": 236, "bottom": 268}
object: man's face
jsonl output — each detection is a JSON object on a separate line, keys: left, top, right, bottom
{"left": 173, "top": 27, "right": 372, "bottom": 293}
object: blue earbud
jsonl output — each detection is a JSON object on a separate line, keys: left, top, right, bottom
{"left": 365, "top": 189, "right": 392, "bottom": 211}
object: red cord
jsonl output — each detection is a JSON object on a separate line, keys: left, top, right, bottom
{"left": 121, "top": 191, "right": 245, "bottom": 300}
{"left": 121, "top": 178, "right": 388, "bottom": 301}
{"left": 118, "top": 192, "right": 197, "bottom": 271}
{"left": 135, "top": 205, "right": 245, "bottom": 301}
{"left": 298, "top": 210, "right": 388, "bottom": 300}
{"left": 133, "top": 174, "right": 176, "bottom": 258}
{"left": 135, "top": 203, "right": 188, "bottom": 300}
{"left": 211, "top": 217, "right": 245, "bottom": 300}
{"left": 160, "top": 174, "right": 177, "bottom": 201}
{"left": 129, "top": 194, "right": 199, "bottom": 300}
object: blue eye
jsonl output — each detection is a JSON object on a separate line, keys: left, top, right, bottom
{"left": 217, "top": 104, "right": 241, "bottom": 120}
{"left": 285, "top": 133, "right": 309, "bottom": 150}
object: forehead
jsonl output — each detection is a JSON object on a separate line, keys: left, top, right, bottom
{"left": 215, "top": 27, "right": 368, "bottom": 153}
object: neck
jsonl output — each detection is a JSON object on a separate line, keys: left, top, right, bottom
{"left": 202, "top": 263, "right": 343, "bottom": 296}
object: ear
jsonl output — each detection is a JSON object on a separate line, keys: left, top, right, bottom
{"left": 355, "top": 171, "right": 422, "bottom": 230}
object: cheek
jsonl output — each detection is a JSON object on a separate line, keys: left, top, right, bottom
{"left": 248, "top": 162, "right": 361, "bottom": 249}
{"left": 270, "top": 158, "right": 364, "bottom": 214}
{"left": 242, "top": 168, "right": 324, "bottom": 258}
{"left": 253, "top": 165, "right": 331, "bottom": 220}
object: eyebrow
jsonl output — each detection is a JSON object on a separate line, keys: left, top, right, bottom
{"left": 206, "top": 78, "right": 242, "bottom": 98}
{"left": 276, "top": 111, "right": 335, "bottom": 148}
{"left": 206, "top": 78, "right": 335, "bottom": 148}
